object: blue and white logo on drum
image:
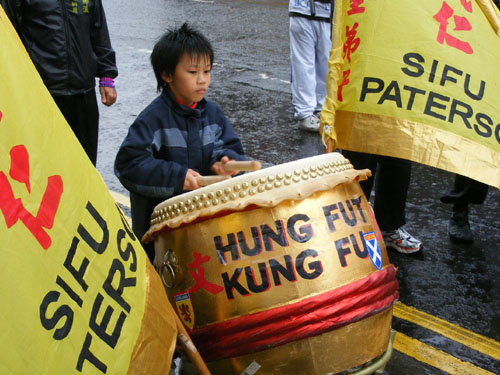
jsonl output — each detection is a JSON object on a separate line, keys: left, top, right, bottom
{"left": 175, "top": 291, "right": 195, "bottom": 330}
{"left": 363, "top": 231, "right": 382, "bottom": 270}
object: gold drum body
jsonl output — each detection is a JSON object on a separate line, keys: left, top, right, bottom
{"left": 145, "top": 153, "right": 398, "bottom": 374}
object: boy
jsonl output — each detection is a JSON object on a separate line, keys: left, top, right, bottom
{"left": 114, "top": 23, "right": 245, "bottom": 263}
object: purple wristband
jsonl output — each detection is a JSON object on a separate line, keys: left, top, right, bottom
{"left": 99, "top": 77, "right": 115, "bottom": 88}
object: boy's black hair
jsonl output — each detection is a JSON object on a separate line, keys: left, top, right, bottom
{"left": 151, "top": 23, "right": 214, "bottom": 92}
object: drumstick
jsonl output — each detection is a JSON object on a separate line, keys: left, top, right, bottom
{"left": 195, "top": 175, "right": 230, "bottom": 186}
{"left": 217, "top": 160, "right": 262, "bottom": 172}
{"left": 174, "top": 310, "right": 212, "bottom": 375}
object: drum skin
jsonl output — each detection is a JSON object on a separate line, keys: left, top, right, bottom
{"left": 147, "top": 154, "right": 398, "bottom": 374}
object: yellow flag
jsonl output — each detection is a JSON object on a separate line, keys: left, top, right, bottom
{"left": 321, "top": 0, "right": 500, "bottom": 188}
{"left": 0, "top": 6, "right": 177, "bottom": 374}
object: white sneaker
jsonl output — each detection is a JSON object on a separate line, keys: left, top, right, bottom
{"left": 298, "top": 114, "right": 320, "bottom": 132}
{"left": 381, "top": 227, "right": 423, "bottom": 254}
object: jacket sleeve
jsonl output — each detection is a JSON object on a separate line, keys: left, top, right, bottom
{"left": 91, "top": 0, "right": 118, "bottom": 78}
{"left": 114, "top": 117, "right": 187, "bottom": 200}
{"left": 1, "top": 0, "right": 22, "bottom": 32}
{"left": 209, "top": 106, "right": 246, "bottom": 166}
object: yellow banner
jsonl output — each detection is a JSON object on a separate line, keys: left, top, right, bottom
{"left": 321, "top": 0, "right": 500, "bottom": 188}
{"left": 0, "top": 6, "right": 176, "bottom": 374}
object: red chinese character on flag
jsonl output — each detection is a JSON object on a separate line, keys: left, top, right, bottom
{"left": 434, "top": 1, "right": 473, "bottom": 54}
{"left": 460, "top": 0, "right": 472, "bottom": 12}
{"left": 347, "top": 0, "right": 365, "bottom": 15}
{"left": 0, "top": 145, "right": 63, "bottom": 250}
{"left": 338, "top": 69, "right": 351, "bottom": 102}
{"left": 343, "top": 22, "right": 360, "bottom": 63}
{"left": 187, "top": 252, "right": 224, "bottom": 295}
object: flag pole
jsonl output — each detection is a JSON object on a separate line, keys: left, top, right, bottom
{"left": 174, "top": 313, "right": 212, "bottom": 375}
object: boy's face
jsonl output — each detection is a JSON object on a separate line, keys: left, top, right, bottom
{"left": 162, "top": 53, "right": 211, "bottom": 106}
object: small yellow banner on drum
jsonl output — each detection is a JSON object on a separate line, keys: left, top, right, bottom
{"left": 322, "top": 0, "right": 500, "bottom": 188}
{"left": 0, "top": 6, "right": 176, "bottom": 374}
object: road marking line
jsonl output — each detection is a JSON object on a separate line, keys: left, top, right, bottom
{"left": 394, "top": 331, "right": 495, "bottom": 375}
{"left": 393, "top": 301, "right": 500, "bottom": 361}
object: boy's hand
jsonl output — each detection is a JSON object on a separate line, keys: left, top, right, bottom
{"left": 183, "top": 169, "right": 201, "bottom": 191}
{"left": 210, "top": 156, "right": 237, "bottom": 176}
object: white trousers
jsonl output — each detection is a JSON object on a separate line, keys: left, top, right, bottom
{"left": 289, "top": 16, "right": 331, "bottom": 120}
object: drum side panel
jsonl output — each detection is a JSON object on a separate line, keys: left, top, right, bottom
{"left": 155, "top": 182, "right": 390, "bottom": 327}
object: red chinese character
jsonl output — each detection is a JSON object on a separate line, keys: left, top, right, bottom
{"left": 338, "top": 69, "right": 351, "bottom": 102}
{"left": 343, "top": 22, "right": 360, "bottom": 63}
{"left": 187, "top": 252, "right": 224, "bottom": 295}
{"left": 460, "top": 0, "right": 472, "bottom": 13}
{"left": 179, "top": 304, "right": 192, "bottom": 323}
{"left": 434, "top": 1, "right": 473, "bottom": 54}
{"left": 347, "top": 0, "right": 365, "bottom": 15}
{"left": 0, "top": 145, "right": 63, "bottom": 250}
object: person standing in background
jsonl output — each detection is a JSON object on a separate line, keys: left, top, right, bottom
{"left": 289, "top": 0, "right": 333, "bottom": 132}
{"left": 1, "top": 0, "right": 118, "bottom": 166}
{"left": 439, "top": 0, "right": 499, "bottom": 244}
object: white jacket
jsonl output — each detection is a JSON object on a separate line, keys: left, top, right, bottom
{"left": 289, "top": 0, "right": 331, "bottom": 19}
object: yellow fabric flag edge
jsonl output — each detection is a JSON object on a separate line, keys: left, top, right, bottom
{"left": 476, "top": 0, "right": 500, "bottom": 36}
{"left": 319, "top": 0, "right": 345, "bottom": 150}
{"left": 335, "top": 110, "right": 500, "bottom": 189}
{"left": 127, "top": 261, "right": 177, "bottom": 375}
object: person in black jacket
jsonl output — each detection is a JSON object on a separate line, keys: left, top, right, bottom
{"left": 0, "top": 0, "right": 118, "bottom": 166}
{"left": 114, "top": 23, "right": 245, "bottom": 264}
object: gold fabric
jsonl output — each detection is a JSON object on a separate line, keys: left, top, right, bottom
{"left": 321, "top": 0, "right": 500, "bottom": 188}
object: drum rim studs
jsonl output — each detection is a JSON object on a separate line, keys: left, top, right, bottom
{"left": 148, "top": 157, "right": 357, "bottom": 227}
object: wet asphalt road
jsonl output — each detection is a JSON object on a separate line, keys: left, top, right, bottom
{"left": 96, "top": 0, "right": 500, "bottom": 373}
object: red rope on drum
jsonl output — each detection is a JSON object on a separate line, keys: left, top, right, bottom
{"left": 190, "top": 265, "right": 399, "bottom": 362}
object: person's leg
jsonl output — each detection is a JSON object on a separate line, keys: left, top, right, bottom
{"left": 313, "top": 19, "right": 331, "bottom": 114}
{"left": 375, "top": 156, "right": 422, "bottom": 253}
{"left": 373, "top": 156, "right": 410, "bottom": 231}
{"left": 289, "top": 16, "right": 319, "bottom": 131}
{"left": 449, "top": 200, "right": 473, "bottom": 243}
{"left": 81, "top": 90, "right": 99, "bottom": 165}
{"left": 441, "top": 174, "right": 488, "bottom": 204}
{"left": 443, "top": 175, "right": 488, "bottom": 243}
{"left": 53, "top": 90, "right": 99, "bottom": 166}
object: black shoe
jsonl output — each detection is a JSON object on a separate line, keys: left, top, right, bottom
{"left": 448, "top": 202, "right": 473, "bottom": 244}
{"left": 448, "top": 216, "right": 473, "bottom": 244}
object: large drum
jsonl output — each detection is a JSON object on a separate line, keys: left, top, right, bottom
{"left": 144, "top": 153, "right": 398, "bottom": 375}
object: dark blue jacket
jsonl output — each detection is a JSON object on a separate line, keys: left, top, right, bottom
{"left": 114, "top": 88, "right": 245, "bottom": 247}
